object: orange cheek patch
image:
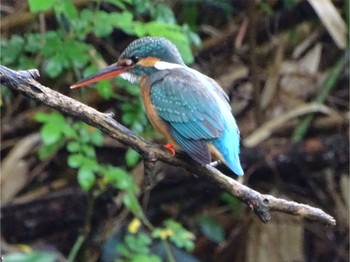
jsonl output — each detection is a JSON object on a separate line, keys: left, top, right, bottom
{"left": 137, "top": 57, "right": 160, "bottom": 67}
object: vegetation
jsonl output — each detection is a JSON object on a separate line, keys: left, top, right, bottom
{"left": 1, "top": 0, "right": 348, "bottom": 261}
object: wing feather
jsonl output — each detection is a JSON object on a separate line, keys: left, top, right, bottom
{"left": 149, "top": 68, "right": 226, "bottom": 164}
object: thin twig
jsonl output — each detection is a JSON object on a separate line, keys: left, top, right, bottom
{"left": 0, "top": 65, "right": 336, "bottom": 226}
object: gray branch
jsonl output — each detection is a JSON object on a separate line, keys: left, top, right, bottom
{"left": 0, "top": 65, "right": 336, "bottom": 226}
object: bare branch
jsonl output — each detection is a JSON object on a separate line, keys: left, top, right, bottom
{"left": 0, "top": 65, "right": 336, "bottom": 226}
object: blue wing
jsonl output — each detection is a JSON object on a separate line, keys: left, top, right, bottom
{"left": 149, "top": 68, "right": 225, "bottom": 165}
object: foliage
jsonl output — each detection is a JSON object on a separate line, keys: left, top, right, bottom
{"left": 1, "top": 0, "right": 198, "bottom": 81}
{"left": 14, "top": 0, "right": 200, "bottom": 190}
{"left": 2, "top": 251, "right": 57, "bottom": 262}
{"left": 116, "top": 218, "right": 195, "bottom": 261}
{"left": 152, "top": 219, "right": 196, "bottom": 251}
{"left": 220, "top": 192, "right": 243, "bottom": 214}
{"left": 1, "top": 0, "right": 200, "bottom": 134}
{"left": 116, "top": 232, "right": 161, "bottom": 262}
{"left": 1, "top": 0, "right": 348, "bottom": 260}
{"left": 35, "top": 112, "right": 76, "bottom": 159}
{"left": 35, "top": 111, "right": 143, "bottom": 218}
{"left": 196, "top": 215, "right": 224, "bottom": 244}
{"left": 1, "top": 1, "right": 202, "bottom": 259}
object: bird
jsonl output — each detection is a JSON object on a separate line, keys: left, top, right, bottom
{"left": 71, "top": 36, "right": 244, "bottom": 176}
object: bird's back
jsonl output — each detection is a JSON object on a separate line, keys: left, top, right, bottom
{"left": 146, "top": 66, "right": 243, "bottom": 176}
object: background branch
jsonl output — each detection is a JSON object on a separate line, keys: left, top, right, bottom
{"left": 0, "top": 65, "right": 336, "bottom": 226}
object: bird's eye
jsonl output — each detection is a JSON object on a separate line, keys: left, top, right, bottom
{"left": 130, "top": 56, "right": 139, "bottom": 64}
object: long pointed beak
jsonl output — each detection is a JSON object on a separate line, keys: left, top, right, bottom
{"left": 70, "top": 63, "right": 128, "bottom": 89}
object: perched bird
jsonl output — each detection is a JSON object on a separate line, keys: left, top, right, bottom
{"left": 71, "top": 36, "right": 244, "bottom": 176}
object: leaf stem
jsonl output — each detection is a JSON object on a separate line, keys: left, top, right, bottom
{"left": 162, "top": 239, "right": 176, "bottom": 262}
{"left": 292, "top": 52, "right": 348, "bottom": 142}
{"left": 67, "top": 235, "right": 85, "bottom": 262}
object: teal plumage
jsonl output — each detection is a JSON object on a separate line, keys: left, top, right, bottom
{"left": 147, "top": 67, "right": 243, "bottom": 176}
{"left": 71, "top": 36, "right": 244, "bottom": 176}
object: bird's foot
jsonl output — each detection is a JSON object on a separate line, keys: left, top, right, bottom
{"left": 163, "top": 144, "right": 175, "bottom": 155}
{"left": 100, "top": 111, "right": 115, "bottom": 119}
{"left": 210, "top": 160, "right": 221, "bottom": 167}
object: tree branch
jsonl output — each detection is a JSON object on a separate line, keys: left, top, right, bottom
{"left": 0, "top": 65, "right": 336, "bottom": 226}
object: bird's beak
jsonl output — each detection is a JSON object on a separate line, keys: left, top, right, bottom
{"left": 70, "top": 63, "right": 129, "bottom": 89}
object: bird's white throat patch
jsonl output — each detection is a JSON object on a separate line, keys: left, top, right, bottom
{"left": 154, "top": 61, "right": 183, "bottom": 70}
{"left": 120, "top": 72, "right": 141, "bottom": 84}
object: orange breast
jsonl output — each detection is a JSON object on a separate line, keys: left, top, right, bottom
{"left": 140, "top": 77, "right": 178, "bottom": 146}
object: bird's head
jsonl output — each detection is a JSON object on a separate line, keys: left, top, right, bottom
{"left": 71, "top": 36, "right": 184, "bottom": 89}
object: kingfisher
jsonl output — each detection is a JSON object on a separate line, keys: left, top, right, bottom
{"left": 71, "top": 36, "right": 244, "bottom": 176}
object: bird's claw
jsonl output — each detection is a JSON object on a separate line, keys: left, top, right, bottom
{"left": 210, "top": 160, "right": 221, "bottom": 167}
{"left": 164, "top": 144, "right": 175, "bottom": 156}
{"left": 101, "top": 111, "right": 115, "bottom": 119}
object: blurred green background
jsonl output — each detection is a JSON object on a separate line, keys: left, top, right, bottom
{"left": 1, "top": 0, "right": 348, "bottom": 261}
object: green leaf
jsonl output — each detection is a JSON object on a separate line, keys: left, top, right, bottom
{"left": 54, "top": 0, "right": 78, "bottom": 20}
{"left": 3, "top": 251, "right": 57, "bottom": 262}
{"left": 41, "top": 123, "right": 62, "bottom": 145}
{"left": 122, "top": 112, "right": 136, "bottom": 125}
{"left": 42, "top": 31, "right": 62, "bottom": 57}
{"left": 83, "top": 64, "right": 99, "bottom": 77}
{"left": 65, "top": 40, "right": 90, "bottom": 68}
{"left": 125, "top": 233, "right": 152, "bottom": 254}
{"left": 133, "top": 0, "right": 151, "bottom": 14}
{"left": 131, "top": 254, "right": 161, "bottom": 262}
{"left": 197, "top": 215, "right": 224, "bottom": 243}
{"left": 0, "top": 35, "right": 25, "bottom": 65}
{"left": 123, "top": 193, "right": 141, "bottom": 215}
{"left": 104, "top": 167, "right": 136, "bottom": 192}
{"left": 61, "top": 123, "right": 77, "bottom": 138}
{"left": 116, "top": 243, "right": 130, "bottom": 257}
{"left": 28, "top": 0, "right": 55, "bottom": 12}
{"left": 151, "top": 3, "right": 176, "bottom": 24}
{"left": 104, "top": 0, "right": 128, "bottom": 9}
{"left": 68, "top": 153, "right": 84, "bottom": 168}
{"left": 138, "top": 233, "right": 152, "bottom": 246}
{"left": 35, "top": 112, "right": 52, "bottom": 123}
{"left": 36, "top": 112, "right": 66, "bottom": 125}
{"left": 67, "top": 141, "right": 80, "bottom": 153}
{"left": 125, "top": 149, "right": 141, "bottom": 167}
{"left": 44, "top": 56, "right": 64, "bottom": 78}
{"left": 163, "top": 219, "right": 195, "bottom": 251}
{"left": 18, "top": 56, "right": 37, "bottom": 69}
{"left": 110, "top": 11, "right": 135, "bottom": 34}
{"left": 48, "top": 112, "right": 66, "bottom": 124}
{"left": 182, "top": 24, "right": 202, "bottom": 48}
{"left": 90, "top": 130, "right": 104, "bottom": 146}
{"left": 70, "top": 16, "right": 90, "bottom": 40}
{"left": 25, "top": 34, "right": 42, "bottom": 53}
{"left": 77, "top": 164, "right": 96, "bottom": 190}
{"left": 220, "top": 192, "right": 242, "bottom": 214}
{"left": 81, "top": 144, "right": 96, "bottom": 158}
{"left": 97, "top": 81, "right": 114, "bottom": 99}
{"left": 133, "top": 21, "right": 147, "bottom": 36}
{"left": 77, "top": 125, "right": 94, "bottom": 143}
{"left": 93, "top": 11, "right": 114, "bottom": 37}
{"left": 38, "top": 142, "right": 63, "bottom": 160}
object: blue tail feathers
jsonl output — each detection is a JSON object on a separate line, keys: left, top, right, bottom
{"left": 212, "top": 126, "right": 244, "bottom": 176}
